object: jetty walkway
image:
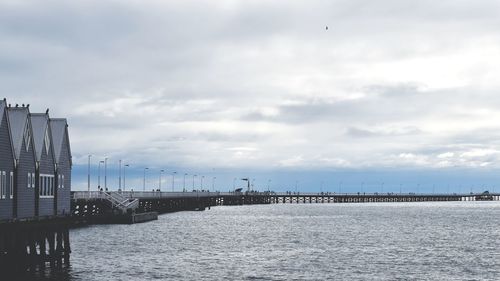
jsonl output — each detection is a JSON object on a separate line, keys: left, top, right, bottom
{"left": 71, "top": 190, "right": 500, "bottom": 223}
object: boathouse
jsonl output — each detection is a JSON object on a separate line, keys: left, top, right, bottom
{"left": 50, "top": 118, "right": 72, "bottom": 215}
{"left": 7, "top": 104, "right": 37, "bottom": 219}
{"left": 0, "top": 99, "right": 15, "bottom": 220}
{"left": 0, "top": 99, "right": 72, "bottom": 221}
{"left": 31, "top": 113, "right": 56, "bottom": 217}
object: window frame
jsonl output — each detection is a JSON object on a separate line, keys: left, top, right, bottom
{"left": 39, "top": 174, "right": 55, "bottom": 198}
{"left": 0, "top": 171, "right": 5, "bottom": 199}
{"left": 9, "top": 171, "right": 13, "bottom": 199}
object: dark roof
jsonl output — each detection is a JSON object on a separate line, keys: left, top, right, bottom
{"left": 30, "top": 113, "right": 50, "bottom": 162}
{"left": 7, "top": 106, "right": 30, "bottom": 160}
{"left": 0, "top": 99, "right": 5, "bottom": 124}
{"left": 49, "top": 118, "right": 71, "bottom": 165}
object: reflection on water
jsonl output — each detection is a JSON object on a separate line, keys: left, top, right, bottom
{"left": 4, "top": 266, "right": 73, "bottom": 281}
{"left": 18, "top": 201, "right": 500, "bottom": 280}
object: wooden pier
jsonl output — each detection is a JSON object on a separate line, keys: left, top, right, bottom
{"left": 71, "top": 190, "right": 500, "bottom": 218}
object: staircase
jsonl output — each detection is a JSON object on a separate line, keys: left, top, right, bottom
{"left": 102, "top": 192, "right": 139, "bottom": 214}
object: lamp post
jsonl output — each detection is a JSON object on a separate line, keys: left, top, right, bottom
{"left": 268, "top": 179, "right": 271, "bottom": 192}
{"left": 212, "top": 177, "right": 216, "bottom": 192}
{"left": 159, "top": 169, "right": 164, "bottom": 191}
{"left": 201, "top": 175, "right": 205, "bottom": 190}
{"left": 192, "top": 174, "right": 197, "bottom": 190}
{"left": 87, "top": 154, "right": 92, "bottom": 198}
{"left": 183, "top": 173, "right": 187, "bottom": 192}
{"left": 143, "top": 167, "right": 149, "bottom": 191}
{"left": 98, "top": 160, "right": 104, "bottom": 190}
{"left": 172, "top": 171, "right": 177, "bottom": 192}
{"left": 104, "top": 157, "right": 108, "bottom": 191}
{"left": 119, "top": 159, "right": 122, "bottom": 191}
{"left": 123, "top": 164, "right": 129, "bottom": 191}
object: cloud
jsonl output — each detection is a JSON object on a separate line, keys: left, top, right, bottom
{"left": 1, "top": 0, "right": 500, "bottom": 177}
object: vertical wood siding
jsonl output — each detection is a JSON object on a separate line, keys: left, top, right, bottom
{"left": 0, "top": 112, "right": 14, "bottom": 220}
{"left": 16, "top": 136, "right": 36, "bottom": 218}
{"left": 38, "top": 139, "right": 55, "bottom": 216}
{"left": 56, "top": 133, "right": 71, "bottom": 215}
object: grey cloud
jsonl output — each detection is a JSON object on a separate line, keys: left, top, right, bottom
{"left": 1, "top": 0, "right": 500, "bottom": 170}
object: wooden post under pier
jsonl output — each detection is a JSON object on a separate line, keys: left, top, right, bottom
{"left": 0, "top": 217, "right": 72, "bottom": 273}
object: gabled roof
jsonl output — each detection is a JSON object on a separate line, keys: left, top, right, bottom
{"left": 6, "top": 106, "right": 30, "bottom": 160}
{"left": 50, "top": 118, "right": 72, "bottom": 166}
{"left": 30, "top": 113, "right": 50, "bottom": 162}
{"left": 0, "top": 99, "right": 5, "bottom": 124}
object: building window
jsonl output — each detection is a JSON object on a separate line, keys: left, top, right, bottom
{"left": 0, "top": 171, "right": 5, "bottom": 199}
{"left": 27, "top": 172, "right": 36, "bottom": 188}
{"left": 39, "top": 174, "right": 55, "bottom": 198}
{"left": 58, "top": 174, "right": 64, "bottom": 189}
{"left": 9, "top": 172, "right": 13, "bottom": 199}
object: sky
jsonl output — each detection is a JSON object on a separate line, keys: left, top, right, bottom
{"left": 2, "top": 0, "right": 500, "bottom": 192}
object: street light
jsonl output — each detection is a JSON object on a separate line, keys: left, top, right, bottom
{"left": 268, "top": 179, "right": 272, "bottom": 192}
{"left": 241, "top": 178, "right": 249, "bottom": 191}
{"left": 143, "top": 167, "right": 149, "bottom": 191}
{"left": 104, "top": 157, "right": 108, "bottom": 191}
{"left": 98, "top": 160, "right": 104, "bottom": 190}
{"left": 119, "top": 160, "right": 122, "bottom": 191}
{"left": 87, "top": 154, "right": 92, "bottom": 197}
{"left": 159, "top": 169, "right": 164, "bottom": 191}
{"left": 123, "top": 164, "right": 129, "bottom": 191}
{"left": 192, "top": 174, "right": 197, "bottom": 190}
{"left": 172, "top": 171, "right": 177, "bottom": 192}
{"left": 201, "top": 175, "right": 205, "bottom": 190}
{"left": 212, "top": 177, "right": 216, "bottom": 192}
{"left": 183, "top": 173, "right": 188, "bottom": 192}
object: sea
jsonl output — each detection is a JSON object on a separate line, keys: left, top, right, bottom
{"left": 20, "top": 201, "right": 500, "bottom": 280}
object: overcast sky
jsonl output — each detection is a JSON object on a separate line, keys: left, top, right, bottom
{"left": 2, "top": 0, "right": 500, "bottom": 191}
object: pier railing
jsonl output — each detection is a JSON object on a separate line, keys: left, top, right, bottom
{"left": 72, "top": 190, "right": 500, "bottom": 200}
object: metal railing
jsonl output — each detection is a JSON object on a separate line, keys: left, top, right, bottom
{"left": 72, "top": 191, "right": 139, "bottom": 213}
{"left": 72, "top": 190, "right": 500, "bottom": 200}
{"left": 71, "top": 190, "right": 274, "bottom": 200}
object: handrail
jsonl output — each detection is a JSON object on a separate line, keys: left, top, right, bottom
{"left": 72, "top": 190, "right": 500, "bottom": 200}
{"left": 74, "top": 191, "right": 140, "bottom": 213}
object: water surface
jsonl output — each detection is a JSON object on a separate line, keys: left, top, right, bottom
{"left": 34, "top": 201, "right": 500, "bottom": 280}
